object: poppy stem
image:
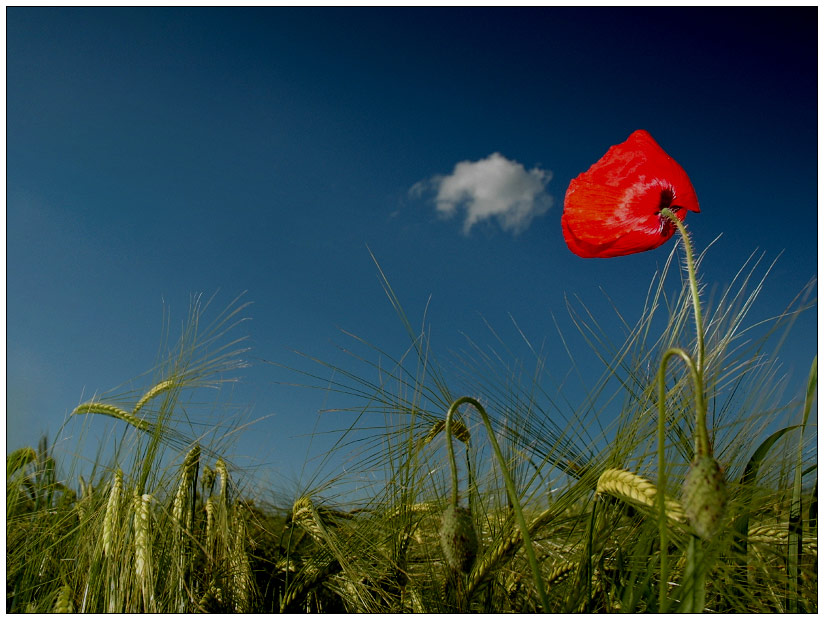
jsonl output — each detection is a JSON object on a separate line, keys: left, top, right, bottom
{"left": 656, "top": 211, "right": 714, "bottom": 611}
{"left": 445, "top": 396, "right": 550, "bottom": 612}
{"left": 660, "top": 209, "right": 709, "bottom": 457}
{"left": 444, "top": 401, "right": 461, "bottom": 508}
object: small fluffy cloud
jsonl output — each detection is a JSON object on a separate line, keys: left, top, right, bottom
{"left": 411, "top": 153, "right": 552, "bottom": 235}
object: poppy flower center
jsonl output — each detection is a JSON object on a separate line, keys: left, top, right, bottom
{"left": 656, "top": 188, "right": 681, "bottom": 237}
{"left": 656, "top": 188, "right": 675, "bottom": 213}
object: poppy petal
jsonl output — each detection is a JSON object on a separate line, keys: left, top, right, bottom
{"left": 561, "top": 130, "right": 699, "bottom": 258}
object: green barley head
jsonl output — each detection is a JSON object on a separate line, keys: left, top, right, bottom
{"left": 134, "top": 493, "right": 152, "bottom": 582}
{"left": 52, "top": 584, "right": 74, "bottom": 613}
{"left": 102, "top": 469, "right": 123, "bottom": 558}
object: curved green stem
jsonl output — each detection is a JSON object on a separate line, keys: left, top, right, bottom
{"left": 444, "top": 402, "right": 461, "bottom": 508}
{"left": 657, "top": 347, "right": 699, "bottom": 611}
{"left": 660, "top": 209, "right": 705, "bottom": 373}
{"left": 445, "top": 396, "right": 550, "bottom": 612}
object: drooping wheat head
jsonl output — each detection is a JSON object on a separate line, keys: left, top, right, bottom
{"left": 72, "top": 402, "right": 151, "bottom": 432}
{"left": 596, "top": 468, "right": 687, "bottom": 524}
{"left": 132, "top": 379, "right": 177, "bottom": 416}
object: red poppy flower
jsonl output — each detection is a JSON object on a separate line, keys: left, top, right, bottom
{"left": 562, "top": 130, "right": 700, "bottom": 258}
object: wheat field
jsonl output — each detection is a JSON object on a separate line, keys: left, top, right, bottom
{"left": 6, "top": 247, "right": 817, "bottom": 613}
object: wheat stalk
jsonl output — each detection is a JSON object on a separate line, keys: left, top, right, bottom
{"left": 172, "top": 445, "right": 200, "bottom": 529}
{"left": 290, "top": 495, "right": 327, "bottom": 546}
{"left": 215, "top": 458, "right": 229, "bottom": 505}
{"left": 230, "top": 509, "right": 253, "bottom": 612}
{"left": 133, "top": 492, "right": 154, "bottom": 612}
{"left": 422, "top": 418, "right": 471, "bottom": 446}
{"left": 72, "top": 402, "right": 151, "bottom": 432}
{"left": 7, "top": 446, "right": 37, "bottom": 477}
{"left": 198, "top": 584, "right": 226, "bottom": 612}
{"left": 205, "top": 496, "right": 216, "bottom": 549}
{"left": 280, "top": 556, "right": 343, "bottom": 612}
{"left": 171, "top": 446, "right": 200, "bottom": 612}
{"left": 748, "top": 524, "right": 817, "bottom": 554}
{"left": 102, "top": 469, "right": 123, "bottom": 558}
{"left": 466, "top": 507, "right": 550, "bottom": 599}
{"left": 596, "top": 468, "right": 687, "bottom": 523}
{"left": 546, "top": 560, "right": 578, "bottom": 586}
{"left": 384, "top": 501, "right": 436, "bottom": 521}
{"left": 76, "top": 475, "right": 89, "bottom": 521}
{"left": 281, "top": 496, "right": 348, "bottom": 611}
{"left": 52, "top": 584, "right": 74, "bottom": 613}
{"left": 133, "top": 379, "right": 177, "bottom": 415}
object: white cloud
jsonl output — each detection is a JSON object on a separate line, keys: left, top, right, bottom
{"left": 412, "top": 153, "right": 552, "bottom": 235}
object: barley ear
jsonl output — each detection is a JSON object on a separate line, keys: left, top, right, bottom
{"left": 215, "top": 458, "right": 229, "bottom": 505}
{"left": 52, "top": 584, "right": 74, "bottom": 613}
{"left": 133, "top": 493, "right": 154, "bottom": 612}
{"left": 596, "top": 468, "right": 687, "bottom": 524}
{"left": 7, "top": 446, "right": 37, "bottom": 477}
{"left": 201, "top": 464, "right": 215, "bottom": 497}
{"left": 230, "top": 509, "right": 253, "bottom": 612}
{"left": 422, "top": 418, "right": 471, "bottom": 446}
{"left": 72, "top": 402, "right": 151, "bottom": 432}
{"left": 102, "top": 469, "right": 123, "bottom": 558}
{"left": 546, "top": 560, "right": 578, "bottom": 587}
{"left": 133, "top": 379, "right": 176, "bottom": 415}
{"left": 205, "top": 496, "right": 216, "bottom": 544}
{"left": 290, "top": 495, "right": 327, "bottom": 546}
{"left": 172, "top": 444, "right": 200, "bottom": 528}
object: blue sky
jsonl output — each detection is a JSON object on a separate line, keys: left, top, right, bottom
{"left": 7, "top": 7, "right": 817, "bottom": 492}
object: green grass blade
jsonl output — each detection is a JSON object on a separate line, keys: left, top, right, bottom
{"left": 732, "top": 424, "right": 799, "bottom": 551}
{"left": 788, "top": 356, "right": 816, "bottom": 612}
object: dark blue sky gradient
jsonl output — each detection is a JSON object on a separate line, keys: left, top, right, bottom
{"left": 7, "top": 7, "right": 817, "bottom": 488}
